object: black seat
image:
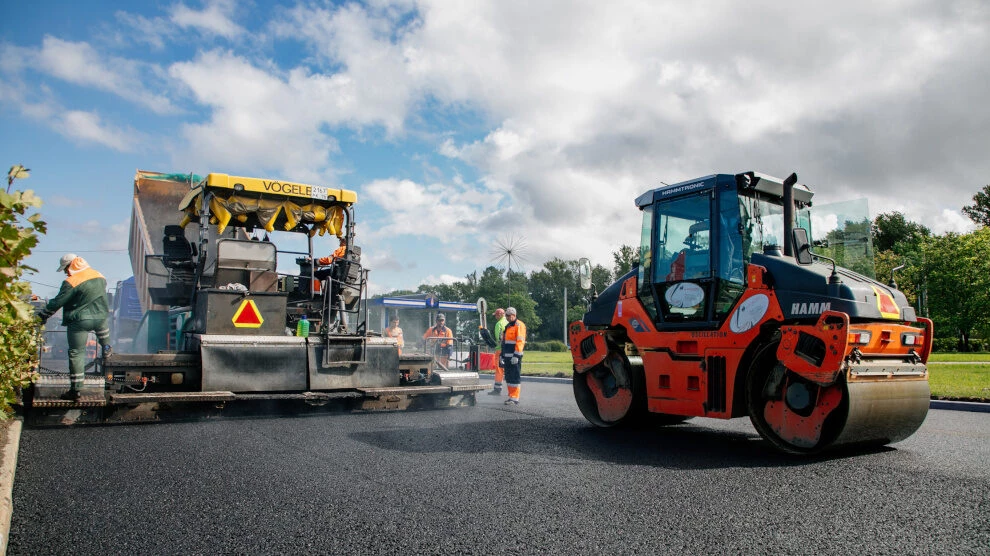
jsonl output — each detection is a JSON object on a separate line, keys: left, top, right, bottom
{"left": 162, "top": 225, "right": 195, "bottom": 268}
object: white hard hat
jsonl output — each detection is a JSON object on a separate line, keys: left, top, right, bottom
{"left": 57, "top": 253, "right": 78, "bottom": 272}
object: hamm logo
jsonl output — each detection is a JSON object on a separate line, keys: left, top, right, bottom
{"left": 791, "top": 302, "right": 831, "bottom": 315}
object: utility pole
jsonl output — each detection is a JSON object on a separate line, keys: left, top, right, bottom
{"left": 563, "top": 286, "right": 567, "bottom": 346}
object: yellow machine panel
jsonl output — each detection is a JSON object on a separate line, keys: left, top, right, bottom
{"left": 205, "top": 173, "right": 357, "bottom": 204}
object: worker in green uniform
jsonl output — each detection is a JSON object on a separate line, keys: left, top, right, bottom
{"left": 489, "top": 307, "right": 508, "bottom": 395}
{"left": 36, "top": 254, "right": 113, "bottom": 401}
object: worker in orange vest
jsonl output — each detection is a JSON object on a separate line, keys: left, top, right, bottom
{"left": 314, "top": 237, "right": 347, "bottom": 282}
{"left": 384, "top": 315, "right": 404, "bottom": 355}
{"left": 423, "top": 313, "right": 454, "bottom": 368}
{"left": 500, "top": 306, "right": 526, "bottom": 405}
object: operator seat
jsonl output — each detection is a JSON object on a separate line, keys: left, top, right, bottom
{"left": 162, "top": 225, "right": 195, "bottom": 268}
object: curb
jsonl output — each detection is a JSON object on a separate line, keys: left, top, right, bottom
{"left": 485, "top": 375, "right": 990, "bottom": 412}
{"left": 0, "top": 418, "right": 22, "bottom": 555}
{"left": 929, "top": 400, "right": 990, "bottom": 413}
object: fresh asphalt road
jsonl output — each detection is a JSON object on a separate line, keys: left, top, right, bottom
{"left": 9, "top": 380, "right": 990, "bottom": 555}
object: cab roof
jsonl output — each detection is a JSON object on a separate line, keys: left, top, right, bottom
{"left": 635, "top": 171, "right": 814, "bottom": 208}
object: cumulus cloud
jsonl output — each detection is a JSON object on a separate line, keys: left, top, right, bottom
{"left": 420, "top": 274, "right": 466, "bottom": 286}
{"left": 0, "top": 78, "right": 143, "bottom": 152}
{"left": 170, "top": 0, "right": 245, "bottom": 39}
{"left": 8, "top": 0, "right": 990, "bottom": 283}
{"left": 362, "top": 177, "right": 499, "bottom": 241}
{"left": 58, "top": 110, "right": 143, "bottom": 152}
{"left": 35, "top": 36, "right": 176, "bottom": 114}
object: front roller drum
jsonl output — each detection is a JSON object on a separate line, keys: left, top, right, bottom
{"left": 833, "top": 379, "right": 930, "bottom": 446}
{"left": 748, "top": 363, "right": 930, "bottom": 454}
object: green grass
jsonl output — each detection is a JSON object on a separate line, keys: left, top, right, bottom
{"left": 928, "top": 363, "right": 990, "bottom": 401}
{"left": 517, "top": 352, "right": 990, "bottom": 401}
{"left": 929, "top": 352, "right": 990, "bottom": 362}
{"left": 520, "top": 351, "right": 574, "bottom": 377}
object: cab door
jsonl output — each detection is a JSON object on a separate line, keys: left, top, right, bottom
{"left": 651, "top": 190, "right": 717, "bottom": 328}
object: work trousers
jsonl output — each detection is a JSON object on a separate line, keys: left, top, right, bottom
{"left": 67, "top": 318, "right": 110, "bottom": 390}
{"left": 493, "top": 361, "right": 504, "bottom": 391}
{"left": 502, "top": 354, "right": 522, "bottom": 401}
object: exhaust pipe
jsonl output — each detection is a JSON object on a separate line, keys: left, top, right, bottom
{"left": 782, "top": 172, "right": 797, "bottom": 257}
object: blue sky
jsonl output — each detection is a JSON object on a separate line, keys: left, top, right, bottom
{"left": 3, "top": 0, "right": 988, "bottom": 297}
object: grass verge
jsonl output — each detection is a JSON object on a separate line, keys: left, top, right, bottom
{"left": 517, "top": 353, "right": 990, "bottom": 401}
{"left": 928, "top": 363, "right": 990, "bottom": 401}
{"left": 929, "top": 353, "right": 990, "bottom": 362}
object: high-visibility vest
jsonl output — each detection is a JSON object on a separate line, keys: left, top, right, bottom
{"left": 423, "top": 325, "right": 453, "bottom": 347}
{"left": 385, "top": 326, "right": 404, "bottom": 348}
{"left": 501, "top": 320, "right": 526, "bottom": 356}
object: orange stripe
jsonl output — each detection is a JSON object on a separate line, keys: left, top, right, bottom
{"left": 65, "top": 268, "right": 104, "bottom": 287}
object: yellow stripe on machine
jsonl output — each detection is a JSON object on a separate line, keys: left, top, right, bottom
{"left": 205, "top": 173, "right": 358, "bottom": 204}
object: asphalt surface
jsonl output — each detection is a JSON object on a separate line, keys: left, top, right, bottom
{"left": 9, "top": 381, "right": 990, "bottom": 555}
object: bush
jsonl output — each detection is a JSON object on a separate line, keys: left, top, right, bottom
{"left": 528, "top": 340, "right": 568, "bottom": 352}
{"left": 0, "top": 188, "right": 46, "bottom": 418}
{"left": 932, "top": 337, "right": 957, "bottom": 353}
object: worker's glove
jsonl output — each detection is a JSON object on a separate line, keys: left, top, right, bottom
{"left": 509, "top": 356, "right": 519, "bottom": 365}
{"left": 34, "top": 307, "right": 50, "bottom": 324}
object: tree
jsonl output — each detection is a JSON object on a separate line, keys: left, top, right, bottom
{"left": 872, "top": 212, "right": 931, "bottom": 253}
{"left": 962, "top": 185, "right": 990, "bottom": 227}
{"left": 529, "top": 258, "right": 579, "bottom": 342}
{"left": 923, "top": 229, "right": 990, "bottom": 350}
{"left": 611, "top": 244, "right": 639, "bottom": 281}
{"left": 1, "top": 187, "right": 46, "bottom": 417}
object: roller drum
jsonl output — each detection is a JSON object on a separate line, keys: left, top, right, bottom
{"left": 832, "top": 379, "right": 930, "bottom": 446}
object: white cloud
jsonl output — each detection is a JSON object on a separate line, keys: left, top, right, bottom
{"left": 58, "top": 110, "right": 142, "bottom": 152}
{"left": 170, "top": 0, "right": 245, "bottom": 39}
{"left": 7, "top": 0, "right": 990, "bottom": 289}
{"left": 931, "top": 209, "right": 977, "bottom": 235}
{"left": 35, "top": 36, "right": 175, "bottom": 114}
{"left": 421, "top": 274, "right": 465, "bottom": 286}
{"left": 362, "top": 177, "right": 499, "bottom": 243}
{"left": 0, "top": 78, "right": 142, "bottom": 153}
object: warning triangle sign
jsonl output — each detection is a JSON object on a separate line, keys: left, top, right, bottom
{"left": 232, "top": 299, "right": 264, "bottom": 328}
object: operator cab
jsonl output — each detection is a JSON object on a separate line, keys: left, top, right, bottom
{"left": 634, "top": 172, "right": 812, "bottom": 329}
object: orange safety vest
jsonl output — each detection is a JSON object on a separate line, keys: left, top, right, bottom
{"left": 423, "top": 324, "right": 453, "bottom": 347}
{"left": 501, "top": 319, "right": 526, "bottom": 356}
{"left": 385, "top": 325, "right": 404, "bottom": 354}
{"left": 317, "top": 244, "right": 346, "bottom": 266}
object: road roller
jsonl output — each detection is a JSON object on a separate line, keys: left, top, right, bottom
{"left": 569, "top": 171, "right": 931, "bottom": 454}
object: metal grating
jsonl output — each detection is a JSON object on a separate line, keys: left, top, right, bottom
{"left": 580, "top": 336, "right": 597, "bottom": 359}
{"left": 706, "top": 355, "right": 727, "bottom": 413}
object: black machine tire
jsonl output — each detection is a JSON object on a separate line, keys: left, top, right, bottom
{"left": 574, "top": 348, "right": 690, "bottom": 428}
{"left": 745, "top": 340, "right": 846, "bottom": 454}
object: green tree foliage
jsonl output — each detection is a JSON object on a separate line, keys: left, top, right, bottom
{"left": 1, "top": 188, "right": 46, "bottom": 418}
{"left": 415, "top": 265, "right": 541, "bottom": 338}
{"left": 923, "top": 229, "right": 990, "bottom": 350}
{"left": 871, "top": 212, "right": 930, "bottom": 314}
{"left": 962, "top": 185, "right": 990, "bottom": 227}
{"left": 611, "top": 244, "right": 639, "bottom": 279}
{"left": 872, "top": 212, "right": 931, "bottom": 253}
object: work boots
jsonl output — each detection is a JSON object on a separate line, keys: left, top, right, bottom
{"left": 488, "top": 388, "right": 502, "bottom": 396}
{"left": 60, "top": 389, "right": 81, "bottom": 402}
